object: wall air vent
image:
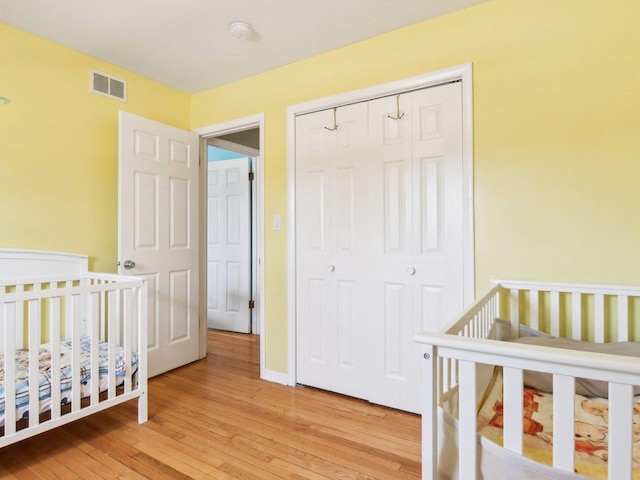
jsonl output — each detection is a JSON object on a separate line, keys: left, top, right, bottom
{"left": 90, "top": 69, "right": 127, "bottom": 102}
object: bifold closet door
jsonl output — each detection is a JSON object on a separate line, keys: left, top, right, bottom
{"left": 366, "top": 82, "right": 464, "bottom": 413}
{"left": 295, "top": 82, "right": 464, "bottom": 413}
{"left": 295, "top": 102, "right": 370, "bottom": 400}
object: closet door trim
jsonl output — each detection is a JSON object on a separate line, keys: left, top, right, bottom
{"left": 286, "top": 63, "right": 475, "bottom": 385}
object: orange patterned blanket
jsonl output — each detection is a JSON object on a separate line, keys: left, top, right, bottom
{"left": 477, "top": 369, "right": 640, "bottom": 479}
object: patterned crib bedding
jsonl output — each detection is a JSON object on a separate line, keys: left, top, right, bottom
{"left": 0, "top": 336, "right": 138, "bottom": 426}
{"left": 477, "top": 368, "right": 640, "bottom": 480}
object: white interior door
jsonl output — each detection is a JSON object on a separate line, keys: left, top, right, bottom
{"left": 207, "top": 158, "right": 251, "bottom": 333}
{"left": 118, "top": 111, "right": 200, "bottom": 378}
{"left": 295, "top": 82, "right": 464, "bottom": 413}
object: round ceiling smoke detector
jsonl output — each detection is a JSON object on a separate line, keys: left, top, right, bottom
{"left": 229, "top": 21, "right": 254, "bottom": 41}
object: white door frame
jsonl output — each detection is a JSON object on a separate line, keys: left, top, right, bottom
{"left": 194, "top": 114, "right": 265, "bottom": 378}
{"left": 286, "top": 63, "right": 475, "bottom": 386}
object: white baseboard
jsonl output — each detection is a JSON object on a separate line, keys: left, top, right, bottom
{"left": 261, "top": 368, "right": 292, "bottom": 386}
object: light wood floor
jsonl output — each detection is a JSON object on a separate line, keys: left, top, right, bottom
{"left": 0, "top": 330, "right": 421, "bottom": 479}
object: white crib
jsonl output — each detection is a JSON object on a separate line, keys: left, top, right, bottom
{"left": 0, "top": 249, "right": 147, "bottom": 447}
{"left": 414, "top": 280, "right": 640, "bottom": 480}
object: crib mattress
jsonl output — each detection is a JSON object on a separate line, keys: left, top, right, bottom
{"left": 0, "top": 336, "right": 138, "bottom": 426}
{"left": 477, "top": 368, "right": 640, "bottom": 480}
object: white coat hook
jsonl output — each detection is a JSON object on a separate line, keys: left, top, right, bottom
{"left": 387, "top": 94, "right": 404, "bottom": 120}
{"left": 324, "top": 107, "right": 339, "bottom": 131}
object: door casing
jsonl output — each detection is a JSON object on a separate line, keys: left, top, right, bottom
{"left": 286, "top": 64, "right": 475, "bottom": 386}
{"left": 194, "top": 114, "right": 265, "bottom": 376}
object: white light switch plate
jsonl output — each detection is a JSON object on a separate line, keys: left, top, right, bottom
{"left": 273, "top": 215, "right": 281, "bottom": 231}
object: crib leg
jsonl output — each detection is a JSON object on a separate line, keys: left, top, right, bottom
{"left": 459, "top": 360, "right": 478, "bottom": 480}
{"left": 422, "top": 345, "right": 437, "bottom": 480}
{"left": 138, "top": 388, "right": 148, "bottom": 423}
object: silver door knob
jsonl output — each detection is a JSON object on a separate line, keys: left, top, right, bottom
{"left": 328, "top": 265, "right": 335, "bottom": 272}
{"left": 407, "top": 267, "right": 416, "bottom": 275}
{"left": 123, "top": 259, "right": 136, "bottom": 270}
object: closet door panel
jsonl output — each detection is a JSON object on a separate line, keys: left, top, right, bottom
{"left": 296, "top": 103, "right": 369, "bottom": 398}
{"left": 382, "top": 281, "right": 413, "bottom": 379}
{"left": 383, "top": 160, "right": 409, "bottom": 254}
{"left": 295, "top": 111, "right": 336, "bottom": 390}
{"left": 367, "top": 94, "right": 416, "bottom": 411}
{"left": 336, "top": 167, "right": 355, "bottom": 253}
{"left": 412, "top": 83, "right": 464, "bottom": 333}
{"left": 306, "top": 170, "right": 328, "bottom": 252}
{"left": 367, "top": 85, "right": 464, "bottom": 413}
{"left": 420, "top": 156, "right": 444, "bottom": 254}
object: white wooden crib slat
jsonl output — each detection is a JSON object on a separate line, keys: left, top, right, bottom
{"left": 550, "top": 291, "right": 560, "bottom": 337}
{"left": 571, "top": 291, "right": 582, "bottom": 340}
{"left": 503, "top": 367, "right": 523, "bottom": 455}
{"left": 115, "top": 288, "right": 122, "bottom": 348}
{"left": 608, "top": 383, "right": 634, "bottom": 480}
{"left": 14, "top": 285, "right": 23, "bottom": 351}
{"left": 459, "top": 360, "right": 478, "bottom": 480}
{"left": 510, "top": 289, "right": 519, "bottom": 340}
{"left": 108, "top": 288, "right": 117, "bottom": 398}
{"left": 123, "top": 288, "right": 132, "bottom": 393}
{"left": 594, "top": 294, "right": 605, "bottom": 343}
{"left": 28, "top": 286, "right": 41, "bottom": 428}
{"left": 552, "top": 374, "right": 575, "bottom": 473}
{"left": 617, "top": 295, "right": 629, "bottom": 342}
{"left": 50, "top": 296, "right": 62, "bottom": 420}
{"left": 2, "top": 301, "right": 17, "bottom": 434}
{"left": 529, "top": 290, "right": 539, "bottom": 331}
{"left": 70, "top": 293, "right": 82, "bottom": 413}
{"left": 489, "top": 293, "right": 497, "bottom": 331}
{"left": 89, "top": 291, "right": 100, "bottom": 404}
{"left": 99, "top": 280, "right": 106, "bottom": 343}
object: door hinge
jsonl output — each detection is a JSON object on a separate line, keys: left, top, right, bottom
{"left": 248, "top": 300, "right": 255, "bottom": 309}
{"left": 248, "top": 172, "right": 254, "bottom": 181}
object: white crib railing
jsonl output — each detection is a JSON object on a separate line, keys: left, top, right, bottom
{"left": 0, "top": 272, "right": 147, "bottom": 447}
{"left": 415, "top": 281, "right": 640, "bottom": 480}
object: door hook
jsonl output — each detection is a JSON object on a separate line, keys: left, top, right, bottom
{"left": 324, "top": 107, "right": 339, "bottom": 131}
{"left": 387, "top": 94, "right": 405, "bottom": 120}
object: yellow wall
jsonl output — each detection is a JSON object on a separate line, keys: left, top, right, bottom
{"left": 4, "top": 0, "right": 640, "bottom": 375}
{"left": 191, "top": 0, "right": 640, "bottom": 373}
{"left": 0, "top": 23, "right": 190, "bottom": 272}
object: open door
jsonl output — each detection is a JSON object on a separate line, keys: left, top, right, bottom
{"left": 207, "top": 157, "right": 252, "bottom": 333}
{"left": 118, "top": 111, "right": 200, "bottom": 377}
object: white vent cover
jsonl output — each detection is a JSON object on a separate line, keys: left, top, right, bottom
{"left": 90, "top": 69, "right": 127, "bottom": 102}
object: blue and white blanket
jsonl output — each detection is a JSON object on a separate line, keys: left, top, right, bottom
{"left": 0, "top": 336, "right": 138, "bottom": 425}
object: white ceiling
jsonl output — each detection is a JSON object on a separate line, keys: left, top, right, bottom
{"left": 1, "top": 0, "right": 488, "bottom": 93}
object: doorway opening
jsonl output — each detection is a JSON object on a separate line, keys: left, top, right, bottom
{"left": 206, "top": 130, "right": 259, "bottom": 334}
{"left": 205, "top": 128, "right": 260, "bottom": 334}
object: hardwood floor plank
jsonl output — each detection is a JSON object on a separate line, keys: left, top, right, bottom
{"left": 0, "top": 330, "right": 421, "bottom": 479}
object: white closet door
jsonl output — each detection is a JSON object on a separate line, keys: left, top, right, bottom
{"left": 295, "top": 82, "right": 464, "bottom": 413}
{"left": 295, "top": 103, "right": 369, "bottom": 399}
{"left": 367, "top": 82, "right": 464, "bottom": 413}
